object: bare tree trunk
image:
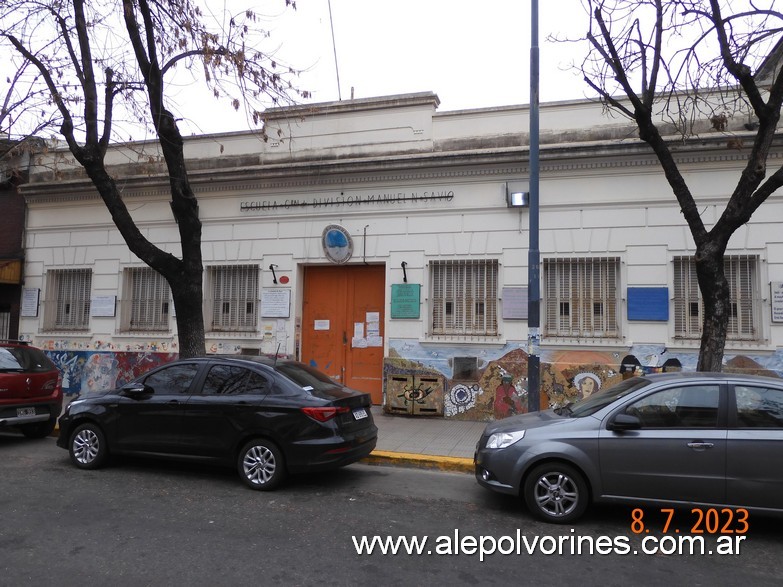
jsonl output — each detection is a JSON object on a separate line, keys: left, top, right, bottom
{"left": 171, "top": 280, "right": 205, "bottom": 359}
{"left": 695, "top": 246, "right": 730, "bottom": 372}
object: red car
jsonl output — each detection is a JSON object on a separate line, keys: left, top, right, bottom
{"left": 0, "top": 340, "right": 63, "bottom": 438}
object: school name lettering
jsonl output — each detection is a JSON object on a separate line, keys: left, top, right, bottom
{"left": 240, "top": 190, "right": 455, "bottom": 212}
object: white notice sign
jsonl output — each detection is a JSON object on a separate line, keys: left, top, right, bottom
{"left": 261, "top": 289, "right": 291, "bottom": 317}
{"left": 772, "top": 282, "right": 783, "bottom": 323}
{"left": 21, "top": 288, "right": 39, "bottom": 317}
{"left": 90, "top": 296, "right": 116, "bottom": 317}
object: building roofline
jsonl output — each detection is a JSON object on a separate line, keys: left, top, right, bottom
{"left": 263, "top": 92, "right": 441, "bottom": 120}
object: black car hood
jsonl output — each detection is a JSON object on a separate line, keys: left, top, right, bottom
{"left": 70, "top": 388, "right": 116, "bottom": 401}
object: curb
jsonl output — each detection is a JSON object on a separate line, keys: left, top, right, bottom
{"left": 362, "top": 450, "right": 474, "bottom": 474}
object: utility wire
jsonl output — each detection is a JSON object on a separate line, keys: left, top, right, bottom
{"left": 327, "top": 0, "right": 342, "bottom": 100}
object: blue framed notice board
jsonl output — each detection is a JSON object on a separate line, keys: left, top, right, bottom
{"left": 627, "top": 287, "right": 669, "bottom": 321}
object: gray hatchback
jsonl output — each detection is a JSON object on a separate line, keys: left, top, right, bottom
{"left": 475, "top": 372, "right": 783, "bottom": 523}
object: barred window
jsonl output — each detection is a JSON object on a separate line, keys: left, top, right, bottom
{"left": 44, "top": 269, "right": 91, "bottom": 331}
{"left": 208, "top": 265, "right": 259, "bottom": 332}
{"left": 543, "top": 257, "right": 620, "bottom": 338}
{"left": 121, "top": 267, "right": 171, "bottom": 331}
{"left": 430, "top": 259, "right": 498, "bottom": 337}
{"left": 673, "top": 255, "right": 760, "bottom": 341}
{"left": 0, "top": 308, "right": 9, "bottom": 339}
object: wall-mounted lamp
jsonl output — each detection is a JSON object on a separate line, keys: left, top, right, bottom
{"left": 506, "top": 181, "right": 530, "bottom": 208}
{"left": 401, "top": 261, "right": 408, "bottom": 283}
{"left": 269, "top": 264, "right": 279, "bottom": 284}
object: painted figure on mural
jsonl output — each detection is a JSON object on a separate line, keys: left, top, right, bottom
{"left": 494, "top": 375, "right": 524, "bottom": 419}
{"left": 47, "top": 352, "right": 85, "bottom": 395}
{"left": 83, "top": 353, "right": 119, "bottom": 393}
{"left": 573, "top": 372, "right": 601, "bottom": 400}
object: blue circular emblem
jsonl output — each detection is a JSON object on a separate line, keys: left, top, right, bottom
{"left": 322, "top": 224, "right": 353, "bottom": 264}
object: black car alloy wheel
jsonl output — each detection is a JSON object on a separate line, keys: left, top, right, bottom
{"left": 523, "top": 462, "right": 589, "bottom": 524}
{"left": 69, "top": 423, "right": 109, "bottom": 470}
{"left": 238, "top": 439, "right": 286, "bottom": 491}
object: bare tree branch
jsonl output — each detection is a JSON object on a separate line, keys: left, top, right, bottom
{"left": 1, "top": 0, "right": 305, "bottom": 357}
{"left": 579, "top": 0, "right": 783, "bottom": 371}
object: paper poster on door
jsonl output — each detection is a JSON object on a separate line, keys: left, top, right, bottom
{"left": 365, "top": 311, "right": 382, "bottom": 346}
{"left": 366, "top": 313, "right": 380, "bottom": 335}
{"left": 352, "top": 322, "right": 367, "bottom": 348}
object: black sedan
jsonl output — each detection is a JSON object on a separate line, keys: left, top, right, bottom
{"left": 57, "top": 356, "right": 377, "bottom": 490}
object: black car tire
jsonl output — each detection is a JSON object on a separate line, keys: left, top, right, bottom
{"left": 238, "top": 439, "right": 286, "bottom": 491}
{"left": 523, "top": 462, "right": 589, "bottom": 524}
{"left": 21, "top": 415, "right": 57, "bottom": 439}
{"left": 69, "top": 423, "right": 109, "bottom": 470}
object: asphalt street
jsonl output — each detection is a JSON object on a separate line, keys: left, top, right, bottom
{"left": 2, "top": 432, "right": 782, "bottom": 586}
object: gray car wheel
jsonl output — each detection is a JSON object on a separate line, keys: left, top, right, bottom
{"left": 238, "top": 439, "right": 286, "bottom": 491}
{"left": 524, "top": 462, "right": 589, "bottom": 524}
{"left": 69, "top": 423, "right": 109, "bottom": 470}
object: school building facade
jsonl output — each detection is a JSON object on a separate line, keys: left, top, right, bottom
{"left": 17, "top": 91, "right": 783, "bottom": 420}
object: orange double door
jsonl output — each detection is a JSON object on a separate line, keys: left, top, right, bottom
{"left": 301, "top": 264, "right": 385, "bottom": 404}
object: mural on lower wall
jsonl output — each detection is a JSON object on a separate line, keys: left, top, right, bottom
{"left": 26, "top": 335, "right": 783, "bottom": 420}
{"left": 44, "top": 350, "right": 178, "bottom": 396}
{"left": 28, "top": 338, "right": 179, "bottom": 396}
{"left": 385, "top": 340, "right": 783, "bottom": 422}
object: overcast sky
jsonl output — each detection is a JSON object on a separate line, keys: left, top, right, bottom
{"left": 177, "top": 0, "right": 591, "bottom": 135}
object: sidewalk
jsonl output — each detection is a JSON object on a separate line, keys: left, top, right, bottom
{"left": 361, "top": 406, "right": 486, "bottom": 474}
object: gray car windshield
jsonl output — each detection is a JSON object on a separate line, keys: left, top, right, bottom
{"left": 569, "top": 377, "right": 652, "bottom": 417}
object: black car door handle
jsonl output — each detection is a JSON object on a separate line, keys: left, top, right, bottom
{"left": 687, "top": 441, "right": 714, "bottom": 449}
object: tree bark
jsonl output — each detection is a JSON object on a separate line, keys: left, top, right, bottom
{"left": 171, "top": 277, "right": 206, "bottom": 359}
{"left": 694, "top": 245, "right": 730, "bottom": 372}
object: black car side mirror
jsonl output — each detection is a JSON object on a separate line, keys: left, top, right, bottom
{"left": 121, "top": 382, "right": 153, "bottom": 398}
{"left": 607, "top": 413, "right": 641, "bottom": 431}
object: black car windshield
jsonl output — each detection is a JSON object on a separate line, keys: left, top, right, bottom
{"left": 275, "top": 362, "right": 341, "bottom": 392}
{"left": 569, "top": 377, "right": 652, "bottom": 417}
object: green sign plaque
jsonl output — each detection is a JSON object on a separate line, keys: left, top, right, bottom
{"left": 391, "top": 283, "right": 421, "bottom": 319}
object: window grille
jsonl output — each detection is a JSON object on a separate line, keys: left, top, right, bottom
{"left": 543, "top": 257, "right": 620, "bottom": 338}
{"left": 673, "top": 255, "right": 759, "bottom": 340}
{"left": 208, "top": 265, "right": 259, "bottom": 332}
{"left": 122, "top": 267, "right": 171, "bottom": 331}
{"left": 0, "top": 310, "right": 9, "bottom": 339}
{"left": 44, "top": 269, "right": 92, "bottom": 331}
{"left": 430, "top": 259, "right": 498, "bottom": 336}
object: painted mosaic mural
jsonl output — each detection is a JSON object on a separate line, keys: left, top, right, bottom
{"left": 385, "top": 340, "right": 783, "bottom": 422}
{"left": 45, "top": 350, "right": 177, "bottom": 396}
{"left": 28, "top": 337, "right": 248, "bottom": 396}
{"left": 29, "top": 338, "right": 178, "bottom": 396}
{"left": 26, "top": 334, "right": 783, "bottom": 423}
